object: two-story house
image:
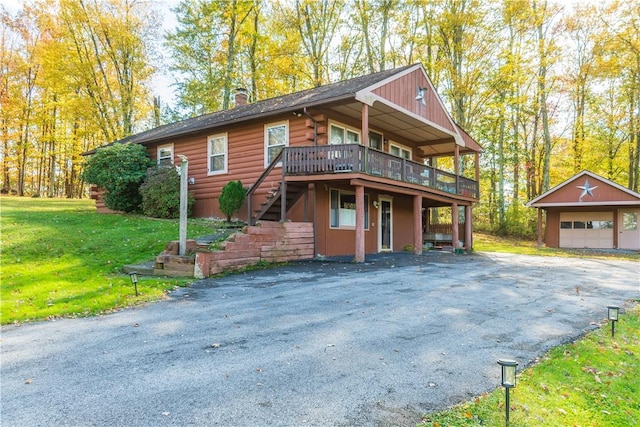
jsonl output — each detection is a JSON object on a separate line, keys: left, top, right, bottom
{"left": 92, "top": 63, "right": 481, "bottom": 262}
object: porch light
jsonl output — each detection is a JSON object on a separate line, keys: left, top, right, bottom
{"left": 129, "top": 271, "right": 139, "bottom": 297}
{"left": 497, "top": 359, "right": 518, "bottom": 425}
{"left": 607, "top": 306, "right": 620, "bottom": 337}
{"left": 373, "top": 200, "right": 379, "bottom": 209}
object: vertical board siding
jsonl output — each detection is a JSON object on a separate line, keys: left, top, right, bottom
{"left": 372, "top": 69, "right": 456, "bottom": 133}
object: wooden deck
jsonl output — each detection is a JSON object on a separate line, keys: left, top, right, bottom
{"left": 281, "top": 145, "right": 478, "bottom": 198}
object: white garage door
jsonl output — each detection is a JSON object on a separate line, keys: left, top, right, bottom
{"left": 559, "top": 212, "right": 614, "bottom": 249}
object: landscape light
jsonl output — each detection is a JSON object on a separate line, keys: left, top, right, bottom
{"left": 129, "top": 271, "right": 139, "bottom": 297}
{"left": 607, "top": 306, "right": 620, "bottom": 337}
{"left": 497, "top": 359, "right": 518, "bottom": 425}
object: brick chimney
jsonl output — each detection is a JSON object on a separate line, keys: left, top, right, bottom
{"left": 235, "top": 88, "right": 248, "bottom": 107}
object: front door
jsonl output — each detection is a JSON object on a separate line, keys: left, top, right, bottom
{"left": 379, "top": 197, "right": 392, "bottom": 252}
{"left": 619, "top": 209, "right": 640, "bottom": 249}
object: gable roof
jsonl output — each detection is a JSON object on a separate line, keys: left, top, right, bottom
{"left": 526, "top": 170, "right": 640, "bottom": 208}
{"left": 98, "top": 65, "right": 413, "bottom": 149}
{"left": 88, "top": 63, "right": 480, "bottom": 155}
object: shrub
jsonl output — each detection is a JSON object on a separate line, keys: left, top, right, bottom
{"left": 139, "top": 166, "right": 195, "bottom": 219}
{"left": 82, "top": 143, "right": 152, "bottom": 212}
{"left": 219, "top": 180, "right": 246, "bottom": 222}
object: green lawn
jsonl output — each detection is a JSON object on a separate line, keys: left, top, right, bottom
{"left": 1, "top": 196, "right": 216, "bottom": 324}
{"left": 419, "top": 305, "right": 640, "bottom": 426}
{"left": 474, "top": 232, "right": 640, "bottom": 261}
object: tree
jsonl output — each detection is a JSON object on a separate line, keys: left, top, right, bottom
{"left": 289, "top": 0, "right": 344, "bottom": 87}
{"left": 82, "top": 143, "right": 152, "bottom": 212}
{"left": 166, "top": 0, "right": 256, "bottom": 117}
{"left": 219, "top": 180, "right": 246, "bottom": 222}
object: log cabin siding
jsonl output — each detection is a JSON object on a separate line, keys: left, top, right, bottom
{"left": 372, "top": 68, "right": 456, "bottom": 134}
{"left": 146, "top": 116, "right": 312, "bottom": 219}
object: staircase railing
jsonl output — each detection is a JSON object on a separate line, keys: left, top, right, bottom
{"left": 246, "top": 150, "right": 284, "bottom": 225}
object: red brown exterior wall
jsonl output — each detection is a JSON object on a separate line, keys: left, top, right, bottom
{"left": 146, "top": 115, "right": 311, "bottom": 219}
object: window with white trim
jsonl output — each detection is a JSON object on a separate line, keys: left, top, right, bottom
{"left": 329, "top": 189, "right": 369, "bottom": 229}
{"left": 157, "top": 144, "right": 173, "bottom": 165}
{"left": 329, "top": 122, "right": 360, "bottom": 145}
{"left": 265, "top": 121, "right": 288, "bottom": 166}
{"left": 208, "top": 133, "right": 227, "bottom": 175}
{"left": 390, "top": 142, "right": 412, "bottom": 160}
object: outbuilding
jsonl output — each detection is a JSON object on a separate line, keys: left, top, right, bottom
{"left": 526, "top": 170, "right": 640, "bottom": 250}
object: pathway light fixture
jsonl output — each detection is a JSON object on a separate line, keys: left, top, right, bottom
{"left": 497, "top": 358, "right": 518, "bottom": 426}
{"left": 607, "top": 305, "right": 620, "bottom": 337}
{"left": 129, "top": 271, "right": 139, "bottom": 297}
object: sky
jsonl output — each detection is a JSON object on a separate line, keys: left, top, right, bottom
{"left": 1, "top": 0, "right": 180, "bottom": 104}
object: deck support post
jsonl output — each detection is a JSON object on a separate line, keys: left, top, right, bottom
{"left": 414, "top": 195, "right": 423, "bottom": 255}
{"left": 451, "top": 202, "right": 459, "bottom": 252}
{"left": 355, "top": 185, "right": 365, "bottom": 262}
{"left": 465, "top": 205, "right": 472, "bottom": 250}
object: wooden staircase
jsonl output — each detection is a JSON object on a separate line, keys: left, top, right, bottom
{"left": 247, "top": 150, "right": 310, "bottom": 225}
{"left": 253, "top": 182, "right": 308, "bottom": 222}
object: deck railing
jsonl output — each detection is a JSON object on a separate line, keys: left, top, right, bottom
{"left": 282, "top": 145, "right": 478, "bottom": 198}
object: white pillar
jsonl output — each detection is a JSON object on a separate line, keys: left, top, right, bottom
{"left": 178, "top": 155, "right": 188, "bottom": 256}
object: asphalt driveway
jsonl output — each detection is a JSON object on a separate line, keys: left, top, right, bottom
{"left": 2, "top": 251, "right": 638, "bottom": 426}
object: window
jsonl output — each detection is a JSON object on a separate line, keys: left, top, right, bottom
{"left": 329, "top": 123, "right": 360, "bottom": 145}
{"left": 157, "top": 144, "right": 173, "bottom": 165}
{"left": 573, "top": 221, "right": 586, "bottom": 229}
{"left": 265, "top": 121, "right": 288, "bottom": 166}
{"left": 369, "top": 131, "right": 383, "bottom": 150}
{"left": 207, "top": 134, "right": 227, "bottom": 175}
{"left": 623, "top": 212, "right": 638, "bottom": 230}
{"left": 560, "top": 221, "right": 572, "bottom": 229}
{"left": 389, "top": 143, "right": 412, "bottom": 160}
{"left": 330, "top": 189, "right": 369, "bottom": 229}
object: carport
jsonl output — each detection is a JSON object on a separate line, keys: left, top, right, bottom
{"left": 527, "top": 170, "right": 640, "bottom": 250}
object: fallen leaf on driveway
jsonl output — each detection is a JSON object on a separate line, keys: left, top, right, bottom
{"left": 162, "top": 412, "right": 170, "bottom": 416}
{"left": 24, "top": 379, "right": 33, "bottom": 384}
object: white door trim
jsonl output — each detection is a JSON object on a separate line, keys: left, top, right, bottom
{"left": 619, "top": 209, "right": 640, "bottom": 250}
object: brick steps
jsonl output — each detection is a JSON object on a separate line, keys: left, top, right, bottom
{"left": 195, "top": 221, "right": 314, "bottom": 278}
{"left": 152, "top": 221, "right": 314, "bottom": 278}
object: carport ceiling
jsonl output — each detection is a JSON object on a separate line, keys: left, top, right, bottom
{"left": 329, "top": 101, "right": 458, "bottom": 156}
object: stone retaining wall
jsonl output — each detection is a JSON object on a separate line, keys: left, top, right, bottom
{"left": 153, "top": 221, "right": 314, "bottom": 278}
{"left": 195, "top": 221, "right": 314, "bottom": 278}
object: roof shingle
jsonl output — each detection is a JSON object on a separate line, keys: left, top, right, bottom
{"left": 111, "top": 65, "right": 415, "bottom": 147}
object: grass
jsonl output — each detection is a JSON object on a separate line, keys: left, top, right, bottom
{"left": 473, "top": 232, "right": 640, "bottom": 261}
{"left": 0, "top": 196, "right": 218, "bottom": 324}
{"left": 419, "top": 304, "right": 640, "bottom": 426}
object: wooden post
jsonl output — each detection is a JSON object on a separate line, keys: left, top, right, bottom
{"left": 414, "top": 195, "right": 423, "bottom": 255}
{"left": 537, "top": 208, "right": 543, "bottom": 247}
{"left": 280, "top": 163, "right": 286, "bottom": 222}
{"left": 451, "top": 202, "right": 459, "bottom": 252}
{"left": 465, "top": 204, "right": 472, "bottom": 250}
{"left": 355, "top": 185, "right": 365, "bottom": 262}
{"left": 361, "top": 103, "right": 369, "bottom": 145}
{"left": 475, "top": 152, "right": 480, "bottom": 182}
{"left": 454, "top": 145, "right": 460, "bottom": 176}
